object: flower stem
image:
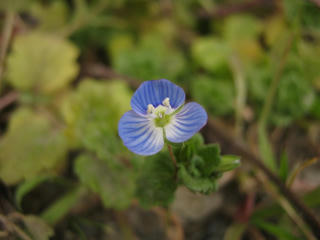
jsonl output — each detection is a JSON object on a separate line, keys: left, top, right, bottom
{"left": 167, "top": 143, "right": 177, "bottom": 178}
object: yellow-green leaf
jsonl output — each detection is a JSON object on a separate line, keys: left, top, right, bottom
{"left": 75, "top": 154, "right": 135, "bottom": 209}
{"left": 0, "top": 0, "right": 32, "bottom": 11}
{"left": 0, "top": 108, "right": 68, "bottom": 185}
{"left": 61, "top": 79, "right": 131, "bottom": 158}
{"left": 6, "top": 33, "right": 79, "bottom": 94}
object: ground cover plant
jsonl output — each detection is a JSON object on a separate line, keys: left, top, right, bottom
{"left": 0, "top": 0, "right": 320, "bottom": 239}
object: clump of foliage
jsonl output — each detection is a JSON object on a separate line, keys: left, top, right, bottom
{"left": 0, "top": 0, "right": 320, "bottom": 239}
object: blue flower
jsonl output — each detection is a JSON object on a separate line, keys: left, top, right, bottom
{"left": 118, "top": 79, "right": 208, "bottom": 156}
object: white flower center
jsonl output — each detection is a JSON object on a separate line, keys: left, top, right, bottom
{"left": 147, "top": 97, "right": 174, "bottom": 127}
{"left": 147, "top": 98, "right": 173, "bottom": 117}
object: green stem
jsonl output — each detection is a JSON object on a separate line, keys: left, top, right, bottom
{"left": 41, "top": 185, "right": 87, "bottom": 225}
{"left": 286, "top": 158, "right": 319, "bottom": 188}
{"left": 259, "top": 35, "right": 293, "bottom": 128}
{"left": 167, "top": 143, "right": 177, "bottom": 179}
{"left": 0, "top": 11, "right": 15, "bottom": 93}
{"left": 230, "top": 55, "right": 246, "bottom": 138}
{"left": 257, "top": 35, "right": 294, "bottom": 171}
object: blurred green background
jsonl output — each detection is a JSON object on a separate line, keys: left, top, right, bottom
{"left": 0, "top": 0, "right": 320, "bottom": 239}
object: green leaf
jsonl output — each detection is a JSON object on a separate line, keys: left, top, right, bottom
{"left": 191, "top": 37, "right": 231, "bottom": 72}
{"left": 311, "top": 96, "right": 320, "bottom": 120}
{"left": 248, "top": 54, "right": 315, "bottom": 126}
{"left": 0, "top": 108, "right": 68, "bottom": 185}
{"left": 298, "top": 40, "right": 320, "bottom": 85}
{"left": 258, "top": 126, "right": 276, "bottom": 171}
{"left": 0, "top": 0, "right": 32, "bottom": 11}
{"left": 224, "top": 15, "right": 262, "bottom": 42}
{"left": 191, "top": 75, "right": 234, "bottom": 116}
{"left": 110, "top": 34, "right": 185, "bottom": 81}
{"left": 214, "top": 155, "right": 240, "bottom": 173}
{"left": 263, "top": 16, "right": 287, "bottom": 47}
{"left": 196, "top": 144, "right": 221, "bottom": 177}
{"left": 75, "top": 154, "right": 135, "bottom": 209}
{"left": 247, "top": 61, "right": 273, "bottom": 103}
{"left": 15, "top": 175, "right": 55, "bottom": 210}
{"left": 252, "top": 219, "right": 301, "bottom": 240}
{"left": 224, "top": 223, "right": 247, "bottom": 240}
{"left": 178, "top": 165, "right": 217, "bottom": 194}
{"left": 284, "top": 0, "right": 320, "bottom": 31}
{"left": 30, "top": 0, "right": 69, "bottom": 31}
{"left": 223, "top": 15, "right": 263, "bottom": 61}
{"left": 175, "top": 135, "right": 238, "bottom": 194}
{"left": 6, "top": 33, "right": 79, "bottom": 94}
{"left": 303, "top": 186, "right": 320, "bottom": 207}
{"left": 61, "top": 79, "right": 131, "bottom": 159}
{"left": 136, "top": 152, "right": 177, "bottom": 207}
{"left": 41, "top": 186, "right": 87, "bottom": 225}
{"left": 176, "top": 133, "right": 204, "bottom": 163}
{"left": 272, "top": 64, "right": 315, "bottom": 126}
{"left": 252, "top": 186, "right": 320, "bottom": 220}
{"left": 279, "top": 152, "right": 289, "bottom": 182}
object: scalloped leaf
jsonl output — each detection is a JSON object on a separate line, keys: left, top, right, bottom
{"left": 0, "top": 108, "right": 68, "bottom": 185}
{"left": 61, "top": 79, "right": 131, "bottom": 158}
{"left": 178, "top": 165, "right": 217, "bottom": 194}
{"left": 6, "top": 33, "right": 79, "bottom": 94}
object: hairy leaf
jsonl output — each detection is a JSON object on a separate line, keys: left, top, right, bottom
{"left": 197, "top": 144, "right": 221, "bottom": 176}
{"left": 176, "top": 133, "right": 204, "bottom": 163}
{"left": 178, "top": 165, "right": 217, "bottom": 194}
{"left": 136, "top": 152, "right": 177, "bottom": 207}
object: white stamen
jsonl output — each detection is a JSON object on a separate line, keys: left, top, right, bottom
{"left": 162, "top": 97, "right": 170, "bottom": 107}
{"left": 147, "top": 97, "right": 173, "bottom": 118}
{"left": 147, "top": 104, "right": 155, "bottom": 114}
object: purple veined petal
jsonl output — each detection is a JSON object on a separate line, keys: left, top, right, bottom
{"left": 165, "top": 102, "right": 208, "bottom": 143}
{"left": 131, "top": 79, "right": 185, "bottom": 115}
{"left": 118, "top": 110, "right": 164, "bottom": 156}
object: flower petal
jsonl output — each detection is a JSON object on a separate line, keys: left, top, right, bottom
{"left": 165, "top": 102, "right": 208, "bottom": 143}
{"left": 118, "top": 110, "right": 164, "bottom": 155}
{"left": 131, "top": 79, "right": 185, "bottom": 115}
